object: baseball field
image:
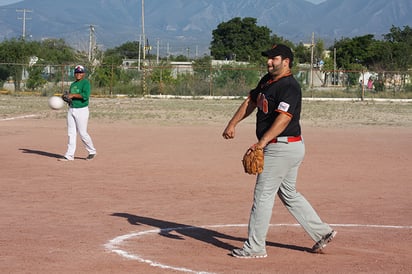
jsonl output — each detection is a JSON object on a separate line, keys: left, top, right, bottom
{"left": 1, "top": 95, "right": 411, "bottom": 273}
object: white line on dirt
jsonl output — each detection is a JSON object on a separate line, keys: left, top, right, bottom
{"left": 104, "top": 223, "right": 412, "bottom": 274}
{"left": 0, "top": 114, "right": 38, "bottom": 121}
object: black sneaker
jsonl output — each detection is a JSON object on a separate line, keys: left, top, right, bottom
{"left": 231, "top": 248, "right": 267, "bottom": 258}
{"left": 86, "top": 154, "right": 96, "bottom": 161}
{"left": 312, "top": 230, "right": 337, "bottom": 253}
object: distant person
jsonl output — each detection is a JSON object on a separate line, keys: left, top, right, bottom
{"left": 222, "top": 44, "right": 336, "bottom": 258}
{"left": 367, "top": 77, "right": 373, "bottom": 90}
{"left": 59, "top": 65, "right": 97, "bottom": 161}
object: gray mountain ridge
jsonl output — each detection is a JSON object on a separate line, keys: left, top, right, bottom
{"left": 0, "top": 0, "right": 410, "bottom": 56}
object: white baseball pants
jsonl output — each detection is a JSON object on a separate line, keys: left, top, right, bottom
{"left": 64, "top": 106, "right": 96, "bottom": 160}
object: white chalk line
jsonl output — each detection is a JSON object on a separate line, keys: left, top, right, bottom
{"left": 104, "top": 223, "right": 412, "bottom": 274}
{"left": 0, "top": 114, "right": 38, "bottom": 121}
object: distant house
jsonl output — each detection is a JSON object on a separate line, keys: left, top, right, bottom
{"left": 170, "top": 61, "right": 193, "bottom": 78}
{"left": 121, "top": 59, "right": 139, "bottom": 69}
{"left": 211, "top": 60, "right": 249, "bottom": 67}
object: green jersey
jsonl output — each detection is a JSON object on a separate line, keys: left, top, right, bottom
{"left": 70, "top": 78, "right": 91, "bottom": 108}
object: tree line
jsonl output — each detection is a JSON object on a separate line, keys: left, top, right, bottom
{"left": 210, "top": 17, "right": 412, "bottom": 72}
{"left": 0, "top": 16, "right": 410, "bottom": 92}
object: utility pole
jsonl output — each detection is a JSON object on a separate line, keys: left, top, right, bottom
{"left": 310, "top": 32, "right": 315, "bottom": 90}
{"left": 16, "top": 9, "right": 32, "bottom": 40}
{"left": 333, "top": 47, "right": 337, "bottom": 86}
{"left": 138, "top": 34, "right": 141, "bottom": 70}
{"left": 141, "top": 0, "right": 147, "bottom": 94}
{"left": 141, "top": 0, "right": 146, "bottom": 61}
{"left": 156, "top": 39, "right": 160, "bottom": 64}
{"left": 88, "top": 25, "right": 96, "bottom": 62}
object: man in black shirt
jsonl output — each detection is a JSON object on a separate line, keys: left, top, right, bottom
{"left": 222, "top": 44, "right": 336, "bottom": 258}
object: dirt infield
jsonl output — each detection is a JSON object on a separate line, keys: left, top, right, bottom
{"left": 1, "top": 116, "right": 411, "bottom": 273}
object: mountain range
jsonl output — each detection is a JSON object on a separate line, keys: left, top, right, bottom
{"left": 0, "top": 0, "right": 411, "bottom": 57}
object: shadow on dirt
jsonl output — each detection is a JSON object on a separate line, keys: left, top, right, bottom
{"left": 111, "top": 212, "right": 312, "bottom": 253}
{"left": 19, "top": 148, "right": 61, "bottom": 158}
{"left": 19, "top": 148, "right": 85, "bottom": 160}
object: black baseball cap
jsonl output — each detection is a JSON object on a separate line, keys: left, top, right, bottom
{"left": 262, "top": 44, "right": 294, "bottom": 63}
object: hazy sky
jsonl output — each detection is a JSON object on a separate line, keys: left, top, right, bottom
{"left": 0, "top": 0, "right": 21, "bottom": 5}
{"left": 307, "top": 0, "right": 327, "bottom": 3}
{"left": 308, "top": 0, "right": 327, "bottom": 3}
{"left": 0, "top": 0, "right": 327, "bottom": 7}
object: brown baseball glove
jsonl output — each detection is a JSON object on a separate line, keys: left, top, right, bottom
{"left": 242, "top": 145, "right": 264, "bottom": 175}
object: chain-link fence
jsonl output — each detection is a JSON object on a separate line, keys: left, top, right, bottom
{"left": 1, "top": 62, "right": 411, "bottom": 99}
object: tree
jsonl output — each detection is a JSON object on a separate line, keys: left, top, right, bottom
{"left": 384, "top": 25, "right": 412, "bottom": 44}
{"left": 91, "top": 65, "right": 115, "bottom": 88}
{"left": 26, "top": 62, "right": 47, "bottom": 90}
{"left": 104, "top": 41, "right": 140, "bottom": 63}
{"left": 294, "top": 42, "right": 311, "bottom": 64}
{"left": 210, "top": 17, "right": 272, "bottom": 62}
{"left": 314, "top": 39, "right": 325, "bottom": 64}
{"left": 36, "top": 39, "right": 76, "bottom": 64}
{"left": 269, "top": 34, "right": 294, "bottom": 50}
{"left": 91, "top": 41, "right": 142, "bottom": 91}
{"left": 333, "top": 34, "right": 376, "bottom": 70}
{"left": 0, "top": 38, "right": 37, "bottom": 90}
{"left": 332, "top": 25, "right": 412, "bottom": 72}
{"left": 213, "top": 63, "right": 260, "bottom": 95}
{"left": 170, "top": 55, "right": 189, "bottom": 62}
{"left": 35, "top": 39, "right": 78, "bottom": 83}
{"left": 0, "top": 38, "right": 78, "bottom": 90}
{"left": 382, "top": 25, "right": 412, "bottom": 70}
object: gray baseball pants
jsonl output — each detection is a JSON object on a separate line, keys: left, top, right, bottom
{"left": 243, "top": 138, "right": 333, "bottom": 254}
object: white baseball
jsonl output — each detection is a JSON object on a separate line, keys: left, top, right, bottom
{"left": 48, "top": 96, "right": 65, "bottom": 110}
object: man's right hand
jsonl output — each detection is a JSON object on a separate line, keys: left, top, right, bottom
{"left": 222, "top": 124, "right": 235, "bottom": 139}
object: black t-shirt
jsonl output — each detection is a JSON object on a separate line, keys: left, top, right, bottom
{"left": 249, "top": 73, "right": 301, "bottom": 140}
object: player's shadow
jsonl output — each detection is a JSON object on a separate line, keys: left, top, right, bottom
{"left": 19, "top": 148, "right": 61, "bottom": 159}
{"left": 111, "top": 213, "right": 312, "bottom": 253}
{"left": 19, "top": 148, "right": 83, "bottom": 160}
{"left": 111, "top": 213, "right": 240, "bottom": 251}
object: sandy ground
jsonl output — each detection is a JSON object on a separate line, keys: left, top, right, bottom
{"left": 1, "top": 117, "right": 411, "bottom": 273}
